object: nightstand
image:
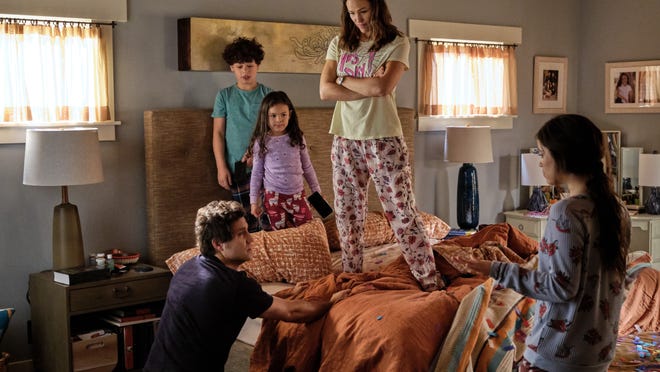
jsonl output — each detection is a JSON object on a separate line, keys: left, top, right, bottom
{"left": 504, "top": 209, "right": 660, "bottom": 270}
{"left": 503, "top": 210, "right": 547, "bottom": 242}
{"left": 28, "top": 265, "right": 171, "bottom": 372}
{"left": 629, "top": 214, "right": 660, "bottom": 270}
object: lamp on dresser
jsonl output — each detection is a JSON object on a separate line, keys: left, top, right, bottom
{"left": 521, "top": 152, "right": 549, "bottom": 212}
{"left": 639, "top": 152, "right": 660, "bottom": 214}
{"left": 23, "top": 128, "right": 104, "bottom": 270}
{"left": 444, "top": 126, "right": 493, "bottom": 230}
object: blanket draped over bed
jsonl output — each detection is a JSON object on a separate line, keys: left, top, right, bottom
{"left": 250, "top": 223, "right": 660, "bottom": 372}
{"left": 250, "top": 224, "right": 538, "bottom": 372}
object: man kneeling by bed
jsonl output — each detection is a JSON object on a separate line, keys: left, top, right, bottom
{"left": 144, "top": 200, "right": 348, "bottom": 371}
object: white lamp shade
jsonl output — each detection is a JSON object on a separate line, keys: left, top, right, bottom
{"left": 638, "top": 154, "right": 660, "bottom": 187}
{"left": 444, "top": 126, "right": 493, "bottom": 163}
{"left": 23, "top": 128, "right": 104, "bottom": 186}
{"left": 520, "top": 153, "right": 548, "bottom": 186}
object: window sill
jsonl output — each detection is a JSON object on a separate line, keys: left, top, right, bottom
{"left": 0, "top": 121, "right": 120, "bottom": 144}
{"left": 417, "top": 116, "right": 514, "bottom": 131}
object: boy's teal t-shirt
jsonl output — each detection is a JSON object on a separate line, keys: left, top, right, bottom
{"left": 211, "top": 83, "right": 272, "bottom": 172}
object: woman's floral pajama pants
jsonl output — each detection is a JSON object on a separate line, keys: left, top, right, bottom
{"left": 331, "top": 135, "right": 438, "bottom": 291}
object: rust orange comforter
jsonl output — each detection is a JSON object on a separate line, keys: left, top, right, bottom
{"left": 618, "top": 252, "right": 660, "bottom": 335}
{"left": 250, "top": 223, "right": 538, "bottom": 372}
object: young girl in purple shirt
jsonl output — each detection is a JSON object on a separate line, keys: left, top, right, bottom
{"left": 248, "top": 91, "right": 322, "bottom": 230}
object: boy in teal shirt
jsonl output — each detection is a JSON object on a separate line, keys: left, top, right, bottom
{"left": 212, "top": 37, "right": 272, "bottom": 232}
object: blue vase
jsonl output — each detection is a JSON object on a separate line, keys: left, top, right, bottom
{"left": 528, "top": 186, "right": 549, "bottom": 212}
{"left": 646, "top": 187, "right": 660, "bottom": 215}
{"left": 457, "top": 163, "right": 479, "bottom": 230}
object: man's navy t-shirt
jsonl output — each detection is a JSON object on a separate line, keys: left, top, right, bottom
{"left": 144, "top": 255, "right": 273, "bottom": 371}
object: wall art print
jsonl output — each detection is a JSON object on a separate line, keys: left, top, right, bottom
{"left": 178, "top": 17, "right": 340, "bottom": 74}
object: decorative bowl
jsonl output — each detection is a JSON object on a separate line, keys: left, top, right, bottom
{"left": 107, "top": 250, "right": 140, "bottom": 265}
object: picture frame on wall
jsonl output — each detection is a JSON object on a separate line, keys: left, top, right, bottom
{"left": 605, "top": 60, "right": 660, "bottom": 113}
{"left": 533, "top": 56, "right": 568, "bottom": 114}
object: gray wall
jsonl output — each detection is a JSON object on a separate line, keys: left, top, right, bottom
{"left": 1, "top": 0, "right": 658, "bottom": 361}
{"left": 577, "top": 0, "right": 660, "bottom": 148}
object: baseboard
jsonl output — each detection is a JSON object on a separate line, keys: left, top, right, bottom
{"left": 8, "top": 359, "right": 34, "bottom": 372}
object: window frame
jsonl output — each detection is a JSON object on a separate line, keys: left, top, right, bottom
{"left": 0, "top": 22, "right": 119, "bottom": 144}
{"left": 408, "top": 20, "right": 522, "bottom": 131}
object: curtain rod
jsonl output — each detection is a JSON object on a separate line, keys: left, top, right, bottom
{"left": 0, "top": 17, "right": 115, "bottom": 27}
{"left": 414, "top": 38, "right": 517, "bottom": 48}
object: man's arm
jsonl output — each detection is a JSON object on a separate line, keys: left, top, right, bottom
{"left": 260, "top": 289, "right": 350, "bottom": 323}
{"left": 212, "top": 117, "right": 232, "bottom": 190}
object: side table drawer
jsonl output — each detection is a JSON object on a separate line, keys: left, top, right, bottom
{"left": 509, "top": 218, "right": 542, "bottom": 239}
{"left": 70, "top": 276, "right": 170, "bottom": 312}
{"left": 650, "top": 220, "right": 660, "bottom": 269}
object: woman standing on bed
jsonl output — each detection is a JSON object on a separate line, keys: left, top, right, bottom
{"left": 319, "top": 0, "right": 439, "bottom": 291}
{"left": 464, "top": 115, "right": 631, "bottom": 371}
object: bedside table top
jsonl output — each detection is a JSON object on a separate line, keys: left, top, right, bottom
{"left": 504, "top": 209, "right": 549, "bottom": 219}
{"left": 30, "top": 264, "right": 171, "bottom": 288}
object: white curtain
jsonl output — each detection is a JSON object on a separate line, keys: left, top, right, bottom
{"left": 420, "top": 42, "right": 517, "bottom": 117}
{"left": 0, "top": 19, "right": 109, "bottom": 122}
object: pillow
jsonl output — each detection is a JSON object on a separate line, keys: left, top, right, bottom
{"left": 324, "top": 212, "right": 395, "bottom": 252}
{"left": 165, "top": 239, "right": 281, "bottom": 282}
{"left": 418, "top": 211, "right": 451, "bottom": 240}
{"left": 240, "top": 218, "right": 332, "bottom": 283}
{"left": 324, "top": 211, "right": 451, "bottom": 251}
{"left": 166, "top": 218, "right": 332, "bottom": 284}
{"left": 165, "top": 247, "right": 199, "bottom": 274}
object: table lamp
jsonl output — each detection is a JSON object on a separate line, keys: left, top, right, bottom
{"left": 521, "top": 152, "right": 549, "bottom": 212}
{"left": 23, "top": 128, "right": 104, "bottom": 270}
{"left": 444, "top": 126, "right": 493, "bottom": 230}
{"left": 639, "top": 153, "right": 660, "bottom": 215}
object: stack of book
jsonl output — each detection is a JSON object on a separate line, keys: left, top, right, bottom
{"left": 101, "top": 305, "right": 161, "bottom": 370}
{"left": 102, "top": 307, "right": 157, "bottom": 326}
{"left": 445, "top": 228, "right": 467, "bottom": 239}
{"left": 53, "top": 266, "right": 110, "bottom": 285}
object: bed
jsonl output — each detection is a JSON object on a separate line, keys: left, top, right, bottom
{"left": 143, "top": 107, "right": 660, "bottom": 371}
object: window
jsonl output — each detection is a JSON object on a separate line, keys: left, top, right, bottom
{"left": 408, "top": 20, "right": 522, "bottom": 130}
{"left": 420, "top": 42, "right": 517, "bottom": 117}
{"left": 0, "top": 17, "right": 118, "bottom": 143}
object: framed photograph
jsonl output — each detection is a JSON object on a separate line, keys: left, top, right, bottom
{"left": 605, "top": 60, "right": 660, "bottom": 113}
{"left": 533, "top": 56, "right": 568, "bottom": 114}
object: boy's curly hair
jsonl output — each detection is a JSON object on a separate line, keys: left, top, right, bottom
{"left": 222, "top": 37, "right": 265, "bottom": 65}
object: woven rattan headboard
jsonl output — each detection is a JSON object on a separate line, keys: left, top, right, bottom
{"left": 144, "top": 107, "right": 415, "bottom": 267}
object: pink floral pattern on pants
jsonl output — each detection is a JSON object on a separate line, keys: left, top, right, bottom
{"left": 331, "top": 136, "right": 438, "bottom": 290}
{"left": 263, "top": 189, "right": 313, "bottom": 230}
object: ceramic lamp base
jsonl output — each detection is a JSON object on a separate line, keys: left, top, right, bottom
{"left": 527, "top": 186, "right": 549, "bottom": 212}
{"left": 457, "top": 163, "right": 479, "bottom": 230}
{"left": 52, "top": 202, "right": 85, "bottom": 270}
{"left": 645, "top": 187, "right": 660, "bottom": 215}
